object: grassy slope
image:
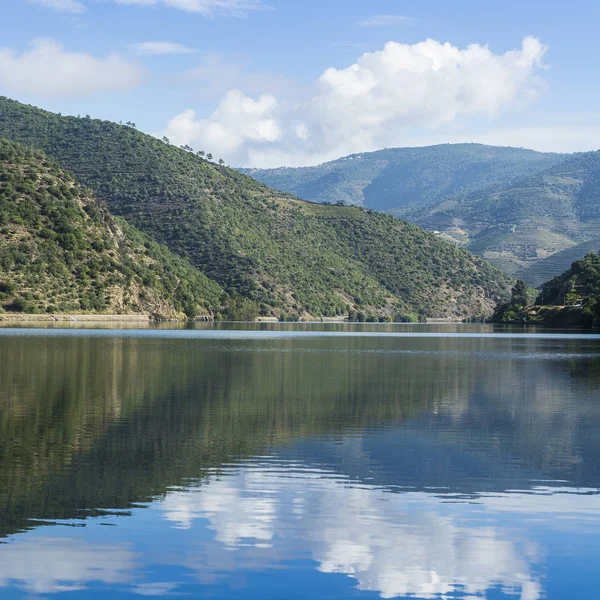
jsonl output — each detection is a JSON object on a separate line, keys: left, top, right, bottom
{"left": 0, "top": 97, "right": 512, "bottom": 318}
{"left": 0, "top": 139, "right": 222, "bottom": 316}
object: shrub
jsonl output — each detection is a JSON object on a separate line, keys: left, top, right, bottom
{"left": 0, "top": 281, "right": 16, "bottom": 296}
{"left": 6, "top": 298, "right": 28, "bottom": 312}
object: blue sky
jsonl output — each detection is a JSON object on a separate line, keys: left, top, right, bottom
{"left": 2, "top": 0, "right": 599, "bottom": 166}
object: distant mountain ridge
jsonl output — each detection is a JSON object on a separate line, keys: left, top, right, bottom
{"left": 0, "top": 97, "right": 513, "bottom": 320}
{"left": 242, "top": 144, "right": 600, "bottom": 285}
{"left": 241, "top": 144, "right": 566, "bottom": 212}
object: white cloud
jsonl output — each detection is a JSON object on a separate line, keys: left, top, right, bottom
{"left": 359, "top": 14, "right": 415, "bottom": 27}
{"left": 160, "top": 36, "right": 548, "bottom": 167}
{"left": 161, "top": 89, "right": 282, "bottom": 157}
{"left": 114, "top": 0, "right": 266, "bottom": 16}
{"left": 28, "top": 0, "right": 86, "bottom": 13}
{"left": 0, "top": 39, "right": 143, "bottom": 98}
{"left": 130, "top": 41, "right": 197, "bottom": 56}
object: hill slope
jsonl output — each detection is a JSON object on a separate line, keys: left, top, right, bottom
{"left": 493, "top": 253, "right": 600, "bottom": 327}
{"left": 0, "top": 139, "right": 222, "bottom": 317}
{"left": 515, "top": 237, "right": 600, "bottom": 288}
{"left": 243, "top": 144, "right": 600, "bottom": 284}
{"left": 241, "top": 144, "right": 566, "bottom": 212}
{"left": 413, "top": 151, "right": 600, "bottom": 280}
{"left": 0, "top": 97, "right": 513, "bottom": 319}
{"left": 537, "top": 252, "right": 600, "bottom": 309}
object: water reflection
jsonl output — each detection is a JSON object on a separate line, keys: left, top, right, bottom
{"left": 0, "top": 538, "right": 137, "bottom": 594}
{"left": 0, "top": 329, "right": 599, "bottom": 598}
{"left": 160, "top": 461, "right": 545, "bottom": 600}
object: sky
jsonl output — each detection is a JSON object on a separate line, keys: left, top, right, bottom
{"left": 1, "top": 0, "right": 600, "bottom": 167}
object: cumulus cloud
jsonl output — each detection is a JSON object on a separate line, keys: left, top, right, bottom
{"left": 160, "top": 37, "right": 547, "bottom": 167}
{"left": 130, "top": 41, "right": 197, "bottom": 55}
{"left": 114, "top": 0, "right": 266, "bottom": 16}
{"left": 0, "top": 39, "right": 143, "bottom": 97}
{"left": 161, "top": 90, "right": 282, "bottom": 157}
{"left": 359, "top": 14, "right": 415, "bottom": 27}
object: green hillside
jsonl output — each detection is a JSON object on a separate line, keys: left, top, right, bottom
{"left": 492, "top": 253, "right": 600, "bottom": 326}
{"left": 0, "top": 97, "right": 513, "bottom": 319}
{"left": 537, "top": 252, "right": 600, "bottom": 311}
{"left": 241, "top": 144, "right": 565, "bottom": 212}
{"left": 0, "top": 139, "right": 222, "bottom": 317}
{"left": 413, "top": 152, "right": 600, "bottom": 280}
{"left": 243, "top": 143, "right": 600, "bottom": 285}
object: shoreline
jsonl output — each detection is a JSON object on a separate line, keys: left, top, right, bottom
{"left": 0, "top": 314, "right": 152, "bottom": 323}
{"left": 0, "top": 313, "right": 465, "bottom": 324}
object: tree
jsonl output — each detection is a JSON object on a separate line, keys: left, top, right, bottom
{"left": 511, "top": 280, "right": 529, "bottom": 307}
{"left": 218, "top": 158, "right": 225, "bottom": 165}
{"left": 206, "top": 153, "right": 213, "bottom": 161}
{"left": 222, "top": 294, "right": 259, "bottom": 321}
{"left": 162, "top": 136, "right": 170, "bottom": 144}
{"left": 197, "top": 150, "right": 205, "bottom": 157}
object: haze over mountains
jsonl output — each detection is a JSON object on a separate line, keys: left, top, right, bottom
{"left": 0, "top": 97, "right": 512, "bottom": 320}
{"left": 244, "top": 144, "right": 600, "bottom": 285}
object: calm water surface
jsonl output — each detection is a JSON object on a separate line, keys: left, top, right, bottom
{"left": 0, "top": 323, "right": 599, "bottom": 599}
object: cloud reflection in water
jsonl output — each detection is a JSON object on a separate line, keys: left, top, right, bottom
{"left": 160, "top": 462, "right": 556, "bottom": 599}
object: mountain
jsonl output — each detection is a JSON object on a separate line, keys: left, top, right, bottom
{"left": 243, "top": 144, "right": 600, "bottom": 286}
{"left": 413, "top": 151, "right": 600, "bottom": 280}
{"left": 0, "top": 139, "right": 222, "bottom": 317}
{"left": 0, "top": 97, "right": 513, "bottom": 319}
{"left": 241, "top": 144, "right": 566, "bottom": 212}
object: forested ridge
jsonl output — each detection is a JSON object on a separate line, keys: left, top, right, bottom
{"left": 0, "top": 97, "right": 513, "bottom": 319}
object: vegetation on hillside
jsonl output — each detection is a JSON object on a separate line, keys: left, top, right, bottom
{"left": 492, "top": 253, "right": 600, "bottom": 326}
{"left": 0, "top": 138, "right": 222, "bottom": 317}
{"left": 537, "top": 252, "right": 600, "bottom": 318}
{"left": 516, "top": 237, "right": 600, "bottom": 288}
{"left": 491, "top": 280, "right": 533, "bottom": 323}
{"left": 245, "top": 142, "right": 600, "bottom": 285}
{"left": 0, "top": 97, "right": 513, "bottom": 319}
{"left": 414, "top": 151, "right": 600, "bottom": 280}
